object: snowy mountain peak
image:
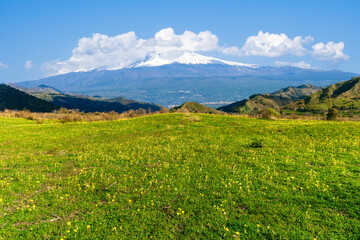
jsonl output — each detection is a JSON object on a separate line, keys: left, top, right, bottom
{"left": 128, "top": 51, "right": 258, "bottom": 68}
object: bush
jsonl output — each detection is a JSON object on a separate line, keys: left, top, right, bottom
{"left": 249, "top": 139, "right": 264, "bottom": 148}
{"left": 159, "top": 108, "right": 169, "bottom": 114}
{"left": 58, "top": 107, "right": 69, "bottom": 114}
{"left": 326, "top": 108, "right": 338, "bottom": 121}
{"left": 261, "top": 108, "right": 280, "bottom": 119}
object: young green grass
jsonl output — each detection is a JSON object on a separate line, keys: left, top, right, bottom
{"left": 0, "top": 114, "right": 359, "bottom": 239}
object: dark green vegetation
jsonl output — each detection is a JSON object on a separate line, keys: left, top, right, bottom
{"left": 218, "top": 84, "right": 321, "bottom": 114}
{"left": 0, "top": 114, "right": 359, "bottom": 239}
{"left": 0, "top": 84, "right": 58, "bottom": 112}
{"left": 170, "top": 102, "right": 224, "bottom": 114}
{"left": 285, "top": 76, "right": 360, "bottom": 116}
{"left": 15, "top": 65, "right": 357, "bottom": 107}
{"left": 327, "top": 108, "right": 339, "bottom": 121}
{"left": 10, "top": 84, "right": 163, "bottom": 113}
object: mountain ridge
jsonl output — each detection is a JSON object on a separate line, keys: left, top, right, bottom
{"left": 129, "top": 52, "right": 258, "bottom": 68}
{"left": 218, "top": 84, "right": 322, "bottom": 114}
{"left": 284, "top": 76, "right": 360, "bottom": 114}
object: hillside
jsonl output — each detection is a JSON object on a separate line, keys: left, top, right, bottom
{"left": 218, "top": 84, "right": 321, "bottom": 114}
{"left": 170, "top": 102, "right": 224, "bottom": 114}
{"left": 0, "top": 84, "right": 58, "bottom": 112}
{"left": 10, "top": 84, "right": 163, "bottom": 113}
{"left": 0, "top": 114, "right": 359, "bottom": 239}
{"left": 284, "top": 76, "right": 360, "bottom": 114}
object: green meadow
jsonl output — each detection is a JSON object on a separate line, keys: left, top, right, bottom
{"left": 0, "top": 114, "right": 359, "bottom": 239}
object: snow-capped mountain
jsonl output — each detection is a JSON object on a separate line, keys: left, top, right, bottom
{"left": 15, "top": 53, "right": 358, "bottom": 107}
{"left": 129, "top": 51, "right": 258, "bottom": 68}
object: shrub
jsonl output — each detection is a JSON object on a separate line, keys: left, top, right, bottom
{"left": 58, "top": 107, "right": 69, "bottom": 114}
{"left": 326, "top": 108, "right": 338, "bottom": 121}
{"left": 35, "top": 118, "right": 44, "bottom": 124}
{"left": 249, "top": 139, "right": 264, "bottom": 148}
{"left": 261, "top": 108, "right": 280, "bottom": 119}
{"left": 159, "top": 108, "right": 169, "bottom": 114}
{"left": 58, "top": 115, "right": 73, "bottom": 124}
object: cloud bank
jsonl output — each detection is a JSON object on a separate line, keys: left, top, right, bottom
{"left": 223, "top": 31, "right": 313, "bottom": 57}
{"left": 25, "top": 60, "right": 35, "bottom": 69}
{"left": 42, "top": 28, "right": 349, "bottom": 75}
{"left": 0, "top": 61, "right": 9, "bottom": 69}
{"left": 42, "top": 28, "right": 220, "bottom": 75}
{"left": 274, "top": 61, "right": 311, "bottom": 69}
{"left": 312, "top": 41, "right": 349, "bottom": 66}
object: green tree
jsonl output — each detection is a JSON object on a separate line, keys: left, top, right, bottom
{"left": 326, "top": 107, "right": 338, "bottom": 121}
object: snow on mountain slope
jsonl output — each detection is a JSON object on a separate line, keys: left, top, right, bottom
{"left": 129, "top": 51, "right": 258, "bottom": 68}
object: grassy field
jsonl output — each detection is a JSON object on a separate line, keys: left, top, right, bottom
{"left": 0, "top": 113, "right": 359, "bottom": 239}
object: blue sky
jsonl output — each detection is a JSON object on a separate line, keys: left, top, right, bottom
{"left": 0, "top": 0, "right": 359, "bottom": 83}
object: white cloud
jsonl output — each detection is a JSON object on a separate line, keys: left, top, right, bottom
{"left": 25, "top": 60, "right": 35, "bottom": 69}
{"left": 42, "top": 28, "right": 220, "bottom": 75}
{"left": 41, "top": 28, "right": 349, "bottom": 75}
{"left": 223, "top": 31, "right": 313, "bottom": 57}
{"left": 0, "top": 61, "right": 9, "bottom": 69}
{"left": 274, "top": 61, "right": 311, "bottom": 69}
{"left": 221, "top": 46, "right": 242, "bottom": 56}
{"left": 312, "top": 41, "right": 349, "bottom": 65}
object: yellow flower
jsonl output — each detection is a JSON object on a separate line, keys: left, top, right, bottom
{"left": 235, "top": 232, "right": 240, "bottom": 235}
{"left": 87, "top": 225, "right": 91, "bottom": 229}
{"left": 67, "top": 221, "right": 71, "bottom": 226}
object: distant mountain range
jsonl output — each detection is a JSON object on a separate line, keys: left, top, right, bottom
{"left": 9, "top": 84, "right": 163, "bottom": 113}
{"left": 14, "top": 52, "right": 358, "bottom": 107}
